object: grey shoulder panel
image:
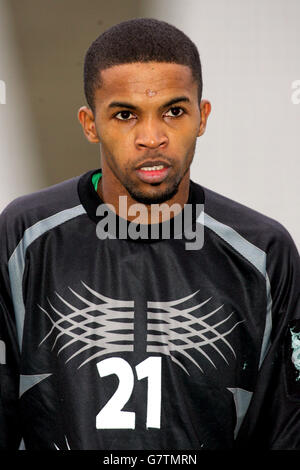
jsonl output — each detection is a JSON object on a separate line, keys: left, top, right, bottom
{"left": 198, "top": 210, "right": 272, "bottom": 369}
{"left": 8, "top": 204, "right": 87, "bottom": 350}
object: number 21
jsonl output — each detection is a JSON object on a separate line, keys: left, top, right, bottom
{"left": 96, "top": 356, "right": 162, "bottom": 429}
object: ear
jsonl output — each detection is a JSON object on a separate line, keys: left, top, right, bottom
{"left": 77, "top": 106, "right": 100, "bottom": 143}
{"left": 197, "top": 100, "right": 211, "bottom": 137}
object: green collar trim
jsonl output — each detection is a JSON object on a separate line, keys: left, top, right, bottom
{"left": 92, "top": 171, "right": 102, "bottom": 191}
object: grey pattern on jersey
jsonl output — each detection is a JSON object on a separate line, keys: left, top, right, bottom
{"left": 146, "top": 290, "right": 243, "bottom": 375}
{"left": 39, "top": 283, "right": 242, "bottom": 375}
{"left": 39, "top": 281, "right": 135, "bottom": 369}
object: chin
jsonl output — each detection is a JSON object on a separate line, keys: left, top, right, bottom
{"left": 127, "top": 183, "right": 180, "bottom": 205}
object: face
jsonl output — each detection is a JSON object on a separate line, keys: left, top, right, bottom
{"left": 79, "top": 62, "right": 211, "bottom": 204}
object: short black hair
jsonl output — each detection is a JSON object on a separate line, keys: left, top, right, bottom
{"left": 84, "top": 17, "right": 202, "bottom": 112}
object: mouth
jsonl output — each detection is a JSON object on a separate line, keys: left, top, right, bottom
{"left": 135, "top": 160, "right": 171, "bottom": 184}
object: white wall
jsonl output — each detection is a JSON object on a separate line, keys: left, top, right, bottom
{"left": 0, "top": 0, "right": 45, "bottom": 211}
{"left": 143, "top": 0, "right": 300, "bottom": 250}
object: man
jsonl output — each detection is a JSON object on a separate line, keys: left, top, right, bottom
{"left": 0, "top": 18, "right": 299, "bottom": 450}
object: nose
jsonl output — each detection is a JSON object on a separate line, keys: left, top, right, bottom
{"left": 135, "top": 117, "right": 168, "bottom": 150}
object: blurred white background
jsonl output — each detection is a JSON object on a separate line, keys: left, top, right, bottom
{"left": 0, "top": 0, "right": 299, "bottom": 249}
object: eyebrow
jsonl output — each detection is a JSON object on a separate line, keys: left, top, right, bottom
{"left": 107, "top": 96, "right": 191, "bottom": 111}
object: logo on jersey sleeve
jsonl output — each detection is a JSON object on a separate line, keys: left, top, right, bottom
{"left": 284, "top": 320, "right": 300, "bottom": 400}
{"left": 291, "top": 327, "right": 300, "bottom": 380}
{"left": 38, "top": 282, "right": 243, "bottom": 375}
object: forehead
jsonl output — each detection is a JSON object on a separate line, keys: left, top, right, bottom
{"left": 95, "top": 62, "right": 197, "bottom": 104}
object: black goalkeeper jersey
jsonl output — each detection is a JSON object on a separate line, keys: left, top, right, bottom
{"left": 0, "top": 169, "right": 300, "bottom": 450}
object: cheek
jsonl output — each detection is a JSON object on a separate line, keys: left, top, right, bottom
{"left": 99, "top": 137, "right": 132, "bottom": 169}
{"left": 170, "top": 127, "right": 198, "bottom": 156}
{"left": 100, "top": 123, "right": 133, "bottom": 148}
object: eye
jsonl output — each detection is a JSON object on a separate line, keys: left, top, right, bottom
{"left": 114, "top": 110, "right": 136, "bottom": 121}
{"left": 164, "top": 107, "right": 185, "bottom": 118}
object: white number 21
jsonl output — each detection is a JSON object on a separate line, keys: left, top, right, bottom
{"left": 96, "top": 356, "right": 162, "bottom": 430}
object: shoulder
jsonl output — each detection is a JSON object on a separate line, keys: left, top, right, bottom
{"left": 1, "top": 174, "right": 82, "bottom": 220}
{"left": 0, "top": 174, "right": 85, "bottom": 258}
{"left": 194, "top": 182, "right": 296, "bottom": 255}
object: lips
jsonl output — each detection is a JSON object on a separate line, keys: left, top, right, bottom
{"left": 136, "top": 160, "right": 170, "bottom": 170}
{"left": 135, "top": 160, "right": 171, "bottom": 184}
